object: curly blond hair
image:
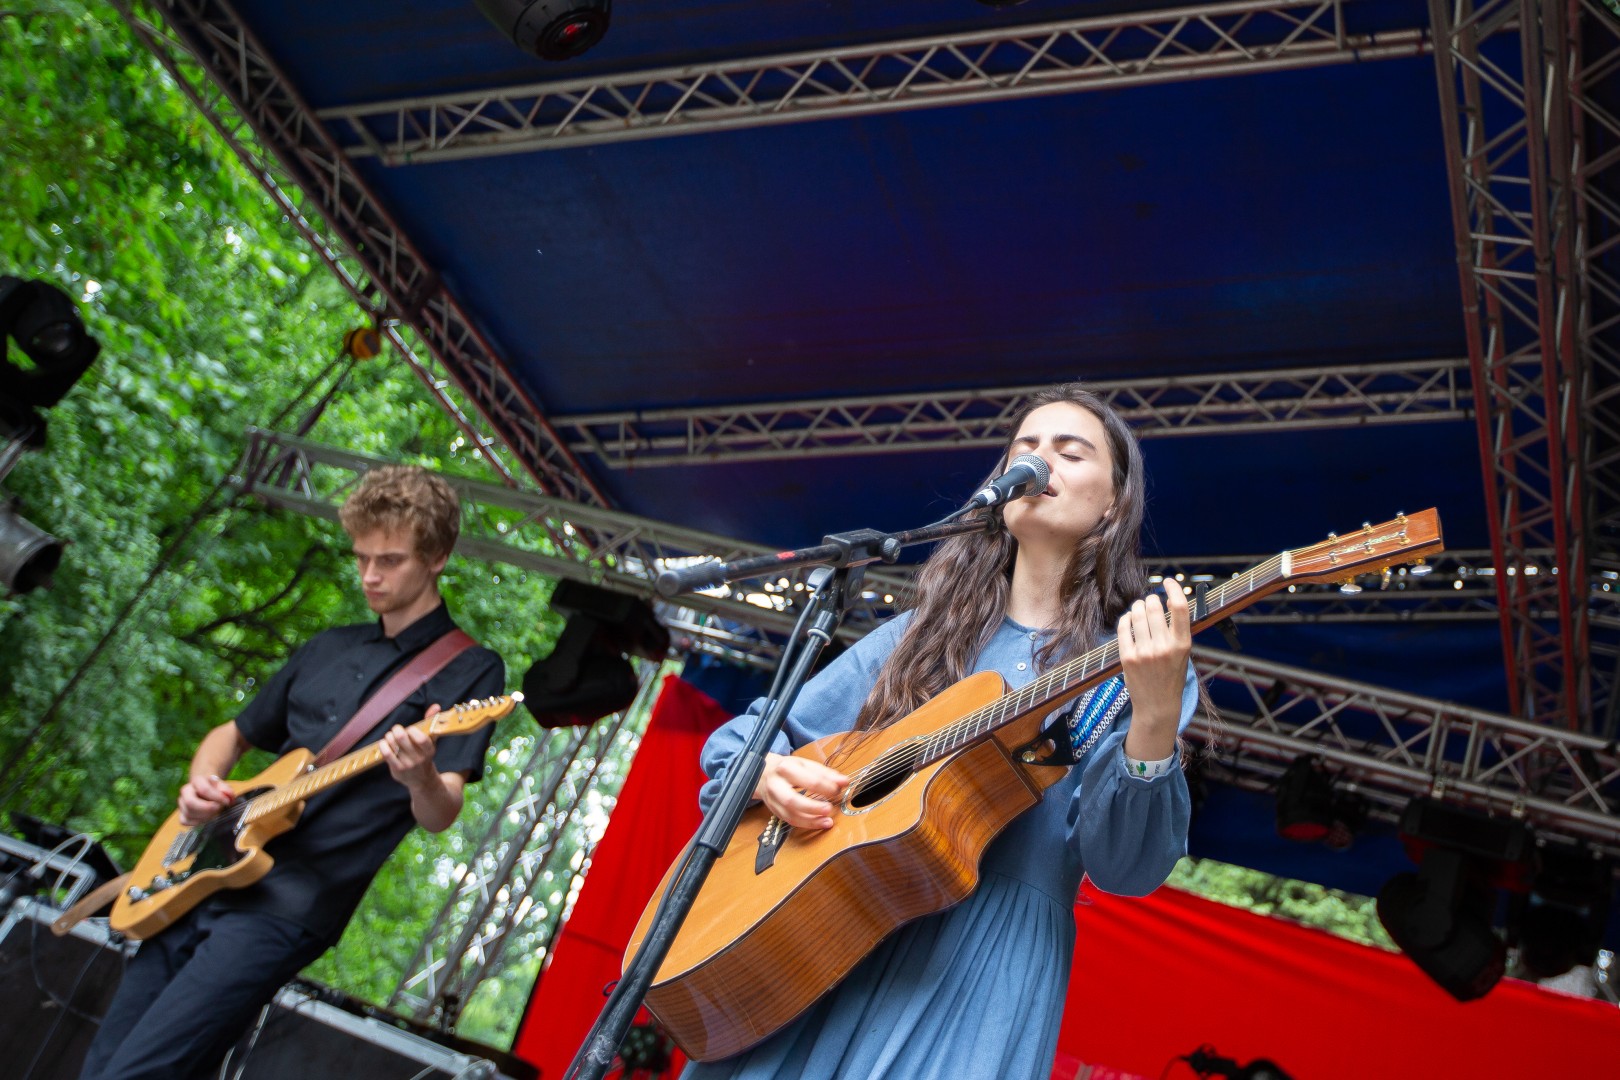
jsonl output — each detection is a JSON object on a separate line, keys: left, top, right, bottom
{"left": 338, "top": 465, "right": 460, "bottom": 562}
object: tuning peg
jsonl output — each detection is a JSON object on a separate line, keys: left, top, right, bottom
{"left": 1381, "top": 568, "right": 1392, "bottom": 590}
{"left": 1409, "top": 558, "right": 1433, "bottom": 577}
{"left": 1339, "top": 577, "right": 1363, "bottom": 594}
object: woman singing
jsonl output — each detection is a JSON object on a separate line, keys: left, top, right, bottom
{"left": 687, "top": 383, "right": 1200, "bottom": 1080}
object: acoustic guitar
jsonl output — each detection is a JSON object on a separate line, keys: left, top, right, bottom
{"left": 626, "top": 511, "right": 1443, "bottom": 1061}
{"left": 109, "top": 694, "right": 520, "bottom": 940}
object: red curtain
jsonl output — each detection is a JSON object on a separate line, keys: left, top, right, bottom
{"left": 514, "top": 676, "right": 1620, "bottom": 1079}
{"left": 1059, "top": 882, "right": 1620, "bottom": 1078}
{"left": 512, "top": 674, "right": 730, "bottom": 1078}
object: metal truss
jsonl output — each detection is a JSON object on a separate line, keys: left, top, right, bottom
{"left": 1570, "top": 2, "right": 1620, "bottom": 737}
{"left": 554, "top": 360, "right": 1472, "bottom": 468}
{"left": 1191, "top": 644, "right": 1620, "bottom": 854}
{"left": 1429, "top": 0, "right": 1591, "bottom": 729}
{"left": 319, "top": 0, "right": 1430, "bottom": 164}
{"left": 232, "top": 428, "right": 907, "bottom": 643}
{"left": 236, "top": 432, "right": 1620, "bottom": 869}
{"left": 1572, "top": 0, "right": 1620, "bottom": 567}
{"left": 110, "top": 0, "right": 608, "bottom": 507}
{"left": 391, "top": 681, "right": 650, "bottom": 1024}
{"left": 235, "top": 429, "right": 1527, "bottom": 662}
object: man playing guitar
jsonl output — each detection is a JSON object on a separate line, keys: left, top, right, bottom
{"left": 80, "top": 466, "right": 505, "bottom": 1080}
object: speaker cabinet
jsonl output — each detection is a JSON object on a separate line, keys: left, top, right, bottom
{"left": 0, "top": 899, "right": 511, "bottom": 1079}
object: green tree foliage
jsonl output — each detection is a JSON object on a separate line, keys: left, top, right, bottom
{"left": 1169, "top": 857, "right": 1394, "bottom": 950}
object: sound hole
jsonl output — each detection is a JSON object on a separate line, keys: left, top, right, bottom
{"left": 847, "top": 758, "right": 913, "bottom": 809}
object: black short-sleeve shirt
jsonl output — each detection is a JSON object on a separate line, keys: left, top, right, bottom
{"left": 219, "top": 602, "right": 505, "bottom": 942}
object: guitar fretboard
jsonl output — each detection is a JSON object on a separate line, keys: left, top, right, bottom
{"left": 240, "top": 725, "right": 427, "bottom": 824}
{"left": 914, "top": 554, "right": 1287, "bottom": 766}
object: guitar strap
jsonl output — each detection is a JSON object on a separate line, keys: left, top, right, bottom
{"left": 51, "top": 872, "right": 132, "bottom": 936}
{"left": 1031, "top": 675, "right": 1132, "bottom": 767}
{"left": 313, "top": 628, "right": 477, "bottom": 767}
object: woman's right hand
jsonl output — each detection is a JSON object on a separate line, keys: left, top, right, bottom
{"left": 754, "top": 753, "right": 849, "bottom": 830}
{"left": 178, "top": 774, "right": 236, "bottom": 827}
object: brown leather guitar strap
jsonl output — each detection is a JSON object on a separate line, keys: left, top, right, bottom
{"left": 313, "top": 628, "right": 477, "bottom": 767}
{"left": 51, "top": 872, "right": 132, "bottom": 936}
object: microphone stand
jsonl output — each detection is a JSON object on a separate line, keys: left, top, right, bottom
{"left": 564, "top": 512, "right": 996, "bottom": 1080}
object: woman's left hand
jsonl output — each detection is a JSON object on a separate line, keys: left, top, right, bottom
{"left": 1116, "top": 578, "right": 1192, "bottom": 762}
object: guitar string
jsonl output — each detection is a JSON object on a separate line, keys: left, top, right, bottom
{"left": 847, "top": 556, "right": 1284, "bottom": 800}
{"left": 156, "top": 699, "right": 505, "bottom": 879}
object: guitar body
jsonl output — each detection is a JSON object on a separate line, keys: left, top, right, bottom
{"left": 104, "top": 695, "right": 518, "bottom": 942}
{"left": 625, "top": 670, "right": 1073, "bottom": 1062}
{"left": 109, "top": 750, "right": 314, "bottom": 940}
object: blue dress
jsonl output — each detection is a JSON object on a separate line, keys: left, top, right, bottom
{"left": 685, "top": 613, "right": 1197, "bottom": 1080}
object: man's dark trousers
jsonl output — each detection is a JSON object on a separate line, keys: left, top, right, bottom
{"left": 79, "top": 901, "right": 328, "bottom": 1080}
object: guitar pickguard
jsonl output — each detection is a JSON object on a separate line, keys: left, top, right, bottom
{"left": 133, "top": 786, "right": 270, "bottom": 900}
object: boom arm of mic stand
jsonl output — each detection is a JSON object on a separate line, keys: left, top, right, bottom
{"left": 655, "top": 515, "right": 996, "bottom": 598}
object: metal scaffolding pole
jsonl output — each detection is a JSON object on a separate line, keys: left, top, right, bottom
{"left": 110, "top": 0, "right": 609, "bottom": 508}
{"left": 1429, "top": 0, "right": 1591, "bottom": 728}
{"left": 390, "top": 685, "right": 650, "bottom": 1026}
{"left": 235, "top": 430, "right": 1542, "bottom": 654}
{"left": 317, "top": 0, "right": 1431, "bottom": 164}
{"left": 553, "top": 360, "right": 1473, "bottom": 468}
{"left": 1569, "top": 0, "right": 1620, "bottom": 733}
{"left": 1191, "top": 644, "right": 1620, "bottom": 853}
{"left": 234, "top": 430, "right": 1620, "bottom": 850}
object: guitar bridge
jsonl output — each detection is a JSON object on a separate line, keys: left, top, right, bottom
{"left": 755, "top": 817, "right": 788, "bottom": 875}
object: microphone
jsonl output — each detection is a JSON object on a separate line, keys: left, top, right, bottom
{"left": 965, "top": 453, "right": 1050, "bottom": 510}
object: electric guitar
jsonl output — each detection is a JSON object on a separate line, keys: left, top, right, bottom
{"left": 109, "top": 694, "right": 520, "bottom": 940}
{"left": 625, "top": 511, "right": 1444, "bottom": 1061}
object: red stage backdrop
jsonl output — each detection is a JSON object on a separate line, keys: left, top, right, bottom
{"left": 513, "top": 675, "right": 729, "bottom": 1077}
{"left": 1060, "top": 880, "right": 1620, "bottom": 1078}
{"left": 515, "top": 675, "right": 1620, "bottom": 1079}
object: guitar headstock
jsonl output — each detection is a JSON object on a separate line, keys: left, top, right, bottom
{"left": 1283, "top": 509, "right": 1445, "bottom": 586}
{"left": 428, "top": 693, "right": 523, "bottom": 737}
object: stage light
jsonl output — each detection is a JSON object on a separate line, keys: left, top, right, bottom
{"left": 474, "top": 0, "right": 611, "bottom": 61}
{"left": 521, "top": 580, "right": 669, "bottom": 727}
{"left": 0, "top": 499, "right": 63, "bottom": 595}
{"left": 1376, "top": 798, "right": 1533, "bottom": 1001}
{"left": 0, "top": 276, "right": 98, "bottom": 595}
{"left": 1513, "top": 847, "right": 1613, "bottom": 981}
{"left": 0, "top": 275, "right": 100, "bottom": 445}
{"left": 1273, "top": 755, "right": 1366, "bottom": 850}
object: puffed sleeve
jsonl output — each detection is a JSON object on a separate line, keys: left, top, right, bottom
{"left": 1065, "top": 657, "right": 1198, "bottom": 896}
{"left": 698, "top": 615, "right": 909, "bottom": 813}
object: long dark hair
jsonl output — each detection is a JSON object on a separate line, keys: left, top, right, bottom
{"left": 851, "top": 384, "right": 1149, "bottom": 733}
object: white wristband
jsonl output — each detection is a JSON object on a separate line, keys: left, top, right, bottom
{"left": 1121, "top": 746, "right": 1176, "bottom": 780}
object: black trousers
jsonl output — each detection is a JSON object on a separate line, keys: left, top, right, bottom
{"left": 79, "top": 902, "right": 329, "bottom": 1080}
